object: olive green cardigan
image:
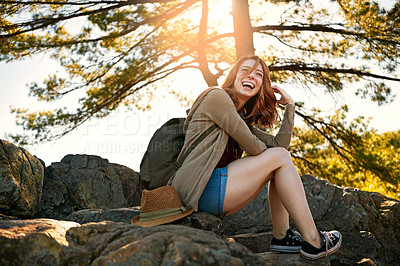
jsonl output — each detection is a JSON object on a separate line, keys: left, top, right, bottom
{"left": 168, "top": 87, "right": 295, "bottom": 211}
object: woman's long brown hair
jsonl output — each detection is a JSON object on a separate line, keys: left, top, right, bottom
{"left": 221, "top": 55, "right": 278, "bottom": 128}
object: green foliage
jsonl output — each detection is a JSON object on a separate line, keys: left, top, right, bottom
{"left": 0, "top": 0, "right": 399, "bottom": 148}
{"left": 0, "top": 0, "right": 398, "bottom": 198}
{"left": 2, "top": 0, "right": 206, "bottom": 142}
{"left": 356, "top": 81, "right": 394, "bottom": 105}
{"left": 291, "top": 106, "right": 400, "bottom": 200}
{"left": 253, "top": 0, "right": 399, "bottom": 97}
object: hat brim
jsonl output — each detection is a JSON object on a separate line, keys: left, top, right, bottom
{"left": 131, "top": 208, "right": 193, "bottom": 227}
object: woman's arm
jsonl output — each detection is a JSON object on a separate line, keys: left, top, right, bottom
{"left": 251, "top": 85, "right": 295, "bottom": 149}
{"left": 251, "top": 103, "right": 295, "bottom": 149}
{"left": 201, "top": 89, "right": 267, "bottom": 155}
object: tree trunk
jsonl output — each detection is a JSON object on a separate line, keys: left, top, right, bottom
{"left": 231, "top": 0, "right": 255, "bottom": 58}
{"left": 198, "top": 0, "right": 219, "bottom": 86}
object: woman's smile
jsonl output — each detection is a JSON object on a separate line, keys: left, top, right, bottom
{"left": 242, "top": 81, "right": 255, "bottom": 90}
{"left": 233, "top": 59, "right": 263, "bottom": 102}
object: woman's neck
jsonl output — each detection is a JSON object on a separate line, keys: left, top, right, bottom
{"left": 236, "top": 96, "right": 250, "bottom": 111}
{"left": 222, "top": 87, "right": 249, "bottom": 111}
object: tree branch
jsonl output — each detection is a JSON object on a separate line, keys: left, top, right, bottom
{"left": 1, "top": 3, "right": 128, "bottom": 38}
{"left": 269, "top": 63, "right": 400, "bottom": 82}
{"left": 263, "top": 32, "right": 325, "bottom": 54}
{"left": 87, "top": 29, "right": 233, "bottom": 120}
{"left": 253, "top": 24, "right": 400, "bottom": 46}
{"left": 291, "top": 153, "right": 320, "bottom": 170}
{"left": 50, "top": 59, "right": 196, "bottom": 141}
{"left": 1, "top": 0, "right": 200, "bottom": 39}
{"left": 0, "top": 0, "right": 177, "bottom": 5}
{"left": 294, "top": 109, "right": 354, "bottom": 164}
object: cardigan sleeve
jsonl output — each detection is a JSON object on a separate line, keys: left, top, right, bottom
{"left": 201, "top": 89, "right": 267, "bottom": 155}
{"left": 250, "top": 103, "right": 295, "bottom": 149}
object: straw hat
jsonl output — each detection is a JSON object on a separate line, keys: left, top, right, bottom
{"left": 131, "top": 186, "right": 193, "bottom": 227}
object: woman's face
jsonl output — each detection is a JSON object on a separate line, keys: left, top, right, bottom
{"left": 233, "top": 59, "right": 264, "bottom": 102}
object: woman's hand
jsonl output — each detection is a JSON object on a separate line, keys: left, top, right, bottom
{"left": 271, "top": 85, "right": 294, "bottom": 106}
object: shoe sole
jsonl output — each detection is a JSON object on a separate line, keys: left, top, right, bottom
{"left": 270, "top": 245, "right": 302, "bottom": 253}
{"left": 299, "top": 233, "right": 342, "bottom": 260}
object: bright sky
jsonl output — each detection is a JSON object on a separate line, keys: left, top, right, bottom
{"left": 1, "top": 0, "right": 399, "bottom": 171}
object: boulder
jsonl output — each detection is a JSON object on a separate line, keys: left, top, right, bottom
{"left": 224, "top": 185, "right": 272, "bottom": 235}
{"left": 173, "top": 211, "right": 225, "bottom": 236}
{"left": 65, "top": 208, "right": 225, "bottom": 237}
{"left": 90, "top": 224, "right": 267, "bottom": 265}
{"left": 0, "top": 139, "right": 44, "bottom": 217}
{"left": 257, "top": 252, "right": 329, "bottom": 265}
{"left": 2, "top": 142, "right": 399, "bottom": 265}
{"left": 65, "top": 207, "right": 141, "bottom": 224}
{"left": 0, "top": 219, "right": 273, "bottom": 265}
{"left": 0, "top": 218, "right": 79, "bottom": 265}
{"left": 225, "top": 174, "right": 400, "bottom": 265}
{"left": 35, "top": 154, "right": 141, "bottom": 219}
{"left": 0, "top": 213, "right": 20, "bottom": 220}
{"left": 301, "top": 175, "right": 400, "bottom": 265}
{"left": 232, "top": 231, "right": 273, "bottom": 253}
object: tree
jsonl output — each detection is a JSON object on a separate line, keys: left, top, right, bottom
{"left": 290, "top": 106, "right": 400, "bottom": 199}
{"left": 1, "top": 0, "right": 399, "bottom": 186}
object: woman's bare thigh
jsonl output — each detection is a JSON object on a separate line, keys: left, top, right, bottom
{"left": 223, "top": 147, "right": 290, "bottom": 213}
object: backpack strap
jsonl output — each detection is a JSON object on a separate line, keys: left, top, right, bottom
{"left": 174, "top": 123, "right": 218, "bottom": 169}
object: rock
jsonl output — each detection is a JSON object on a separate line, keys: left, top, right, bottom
{"left": 258, "top": 252, "right": 330, "bottom": 265}
{"left": 66, "top": 208, "right": 225, "bottom": 237}
{"left": 225, "top": 174, "right": 400, "bottom": 265}
{"left": 111, "top": 163, "right": 141, "bottom": 208}
{"left": 172, "top": 211, "right": 225, "bottom": 236}
{"left": 0, "top": 139, "right": 44, "bottom": 217}
{"left": 0, "top": 218, "right": 79, "bottom": 265}
{"left": 35, "top": 177, "right": 73, "bottom": 220}
{"left": 35, "top": 154, "right": 141, "bottom": 219}
{"left": 301, "top": 175, "right": 400, "bottom": 265}
{"left": 231, "top": 231, "right": 330, "bottom": 265}
{"left": 224, "top": 185, "right": 272, "bottom": 235}
{"left": 0, "top": 213, "right": 20, "bottom": 220}
{"left": 62, "top": 221, "right": 131, "bottom": 265}
{"left": 65, "top": 207, "right": 140, "bottom": 224}
{"left": 90, "top": 224, "right": 267, "bottom": 265}
{"left": 1, "top": 142, "right": 398, "bottom": 266}
{"left": 0, "top": 219, "right": 272, "bottom": 265}
{"left": 232, "top": 231, "right": 273, "bottom": 253}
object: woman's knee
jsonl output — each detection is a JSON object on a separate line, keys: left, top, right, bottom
{"left": 263, "top": 147, "right": 292, "bottom": 162}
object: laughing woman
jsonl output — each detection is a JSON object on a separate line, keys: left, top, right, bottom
{"left": 168, "top": 55, "right": 342, "bottom": 260}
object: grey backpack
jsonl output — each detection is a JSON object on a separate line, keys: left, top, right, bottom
{"left": 139, "top": 117, "right": 217, "bottom": 190}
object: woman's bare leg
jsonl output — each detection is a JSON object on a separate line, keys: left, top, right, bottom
{"left": 223, "top": 147, "right": 320, "bottom": 247}
{"left": 269, "top": 179, "right": 289, "bottom": 239}
{"left": 225, "top": 177, "right": 268, "bottom": 216}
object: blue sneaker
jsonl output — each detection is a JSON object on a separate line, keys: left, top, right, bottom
{"left": 270, "top": 229, "right": 303, "bottom": 253}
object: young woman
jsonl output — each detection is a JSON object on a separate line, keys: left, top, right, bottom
{"left": 168, "top": 55, "right": 342, "bottom": 260}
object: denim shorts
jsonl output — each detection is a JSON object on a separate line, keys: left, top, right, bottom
{"left": 198, "top": 166, "right": 228, "bottom": 217}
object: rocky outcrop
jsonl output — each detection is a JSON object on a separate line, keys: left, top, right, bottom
{"left": 0, "top": 219, "right": 78, "bottom": 265}
{"left": 0, "top": 219, "right": 279, "bottom": 265}
{"left": 304, "top": 175, "right": 400, "bottom": 265}
{"left": 65, "top": 207, "right": 140, "bottom": 224}
{"left": 0, "top": 140, "right": 44, "bottom": 217}
{"left": 225, "top": 174, "right": 400, "bottom": 265}
{"left": 66, "top": 208, "right": 225, "bottom": 237}
{"left": 35, "top": 154, "right": 141, "bottom": 219}
{"left": 224, "top": 185, "right": 271, "bottom": 234}
{"left": 1, "top": 141, "right": 399, "bottom": 265}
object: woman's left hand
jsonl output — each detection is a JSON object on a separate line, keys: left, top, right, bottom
{"left": 271, "top": 85, "right": 294, "bottom": 106}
